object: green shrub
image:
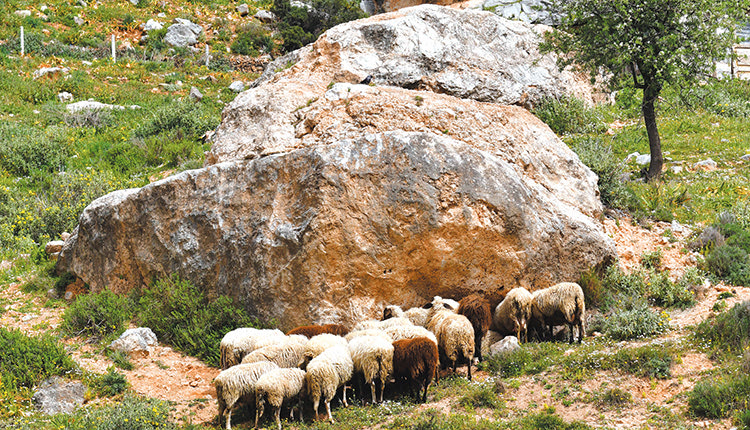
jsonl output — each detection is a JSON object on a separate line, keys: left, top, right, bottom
{"left": 0, "top": 122, "right": 70, "bottom": 176}
{"left": 0, "top": 328, "right": 77, "bottom": 392}
{"left": 737, "top": 409, "right": 750, "bottom": 430}
{"left": 134, "top": 275, "right": 266, "bottom": 367}
{"left": 704, "top": 245, "right": 750, "bottom": 286}
{"left": 611, "top": 345, "right": 674, "bottom": 379}
{"left": 231, "top": 22, "right": 274, "bottom": 56}
{"left": 89, "top": 367, "right": 128, "bottom": 397}
{"left": 532, "top": 95, "right": 606, "bottom": 136}
{"left": 688, "top": 373, "right": 750, "bottom": 419}
{"left": 133, "top": 100, "right": 220, "bottom": 141}
{"left": 693, "top": 301, "right": 750, "bottom": 354}
{"left": 569, "top": 137, "right": 636, "bottom": 210}
{"left": 597, "top": 388, "right": 632, "bottom": 408}
{"left": 641, "top": 249, "right": 662, "bottom": 270}
{"left": 481, "top": 343, "right": 561, "bottom": 377}
{"left": 107, "top": 350, "right": 134, "bottom": 371}
{"left": 272, "top": 0, "right": 366, "bottom": 53}
{"left": 600, "top": 301, "right": 670, "bottom": 340}
{"left": 646, "top": 271, "right": 696, "bottom": 309}
{"left": 506, "top": 406, "right": 592, "bottom": 430}
{"left": 61, "top": 290, "right": 132, "bottom": 339}
{"left": 458, "top": 381, "right": 503, "bottom": 410}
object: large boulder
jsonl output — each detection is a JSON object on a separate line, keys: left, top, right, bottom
{"left": 207, "top": 5, "right": 596, "bottom": 164}
{"left": 56, "top": 5, "right": 614, "bottom": 330}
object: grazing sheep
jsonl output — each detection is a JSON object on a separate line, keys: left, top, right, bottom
{"left": 348, "top": 335, "right": 394, "bottom": 404}
{"left": 353, "top": 317, "right": 412, "bottom": 331}
{"left": 214, "top": 361, "right": 279, "bottom": 430}
{"left": 241, "top": 337, "right": 308, "bottom": 368}
{"left": 383, "top": 324, "right": 437, "bottom": 346}
{"left": 426, "top": 297, "right": 475, "bottom": 380}
{"left": 305, "top": 345, "right": 354, "bottom": 423}
{"left": 220, "top": 328, "right": 286, "bottom": 369}
{"left": 392, "top": 337, "right": 439, "bottom": 403}
{"left": 531, "top": 282, "right": 586, "bottom": 344}
{"left": 457, "top": 294, "right": 492, "bottom": 361}
{"left": 383, "top": 305, "right": 431, "bottom": 326}
{"left": 301, "top": 333, "right": 347, "bottom": 369}
{"left": 254, "top": 367, "right": 307, "bottom": 430}
{"left": 344, "top": 329, "right": 393, "bottom": 342}
{"left": 287, "top": 324, "right": 349, "bottom": 338}
{"left": 492, "top": 287, "right": 533, "bottom": 343}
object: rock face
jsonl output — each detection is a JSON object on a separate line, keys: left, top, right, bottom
{"left": 164, "top": 18, "right": 202, "bottom": 47}
{"left": 57, "top": 5, "right": 615, "bottom": 330}
{"left": 483, "top": 0, "right": 559, "bottom": 25}
{"left": 109, "top": 327, "right": 158, "bottom": 358}
{"left": 208, "top": 6, "right": 595, "bottom": 164}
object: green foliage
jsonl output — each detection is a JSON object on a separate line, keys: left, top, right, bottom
{"left": 231, "top": 22, "right": 274, "bottom": 56}
{"left": 597, "top": 388, "right": 632, "bottom": 408}
{"left": 11, "top": 395, "right": 179, "bottom": 430}
{"left": 610, "top": 344, "right": 674, "bottom": 379}
{"left": 568, "top": 137, "right": 636, "bottom": 210}
{"left": 704, "top": 245, "right": 750, "bottom": 286}
{"left": 505, "top": 406, "right": 592, "bottom": 430}
{"left": 599, "top": 300, "right": 670, "bottom": 340}
{"left": 532, "top": 95, "right": 606, "bottom": 136}
{"left": 480, "top": 343, "right": 562, "bottom": 377}
{"left": 61, "top": 289, "right": 131, "bottom": 339}
{"left": 0, "top": 122, "right": 69, "bottom": 176}
{"left": 646, "top": 271, "right": 696, "bottom": 309}
{"left": 133, "top": 100, "right": 219, "bottom": 141}
{"left": 640, "top": 249, "right": 662, "bottom": 270}
{"left": 0, "top": 328, "right": 77, "bottom": 392}
{"left": 272, "top": 0, "right": 367, "bottom": 53}
{"left": 107, "top": 350, "right": 135, "bottom": 371}
{"left": 676, "top": 79, "right": 750, "bottom": 118}
{"left": 578, "top": 267, "right": 604, "bottom": 308}
{"left": 737, "top": 409, "right": 750, "bottom": 430}
{"left": 134, "top": 275, "right": 265, "bottom": 367}
{"left": 688, "top": 372, "right": 750, "bottom": 419}
{"left": 693, "top": 300, "right": 750, "bottom": 354}
{"left": 89, "top": 367, "right": 129, "bottom": 397}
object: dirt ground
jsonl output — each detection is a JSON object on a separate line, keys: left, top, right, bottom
{"left": 1, "top": 215, "right": 749, "bottom": 428}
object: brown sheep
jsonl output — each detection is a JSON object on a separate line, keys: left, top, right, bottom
{"left": 286, "top": 324, "right": 349, "bottom": 338}
{"left": 457, "top": 294, "right": 492, "bottom": 361}
{"left": 392, "top": 337, "right": 439, "bottom": 403}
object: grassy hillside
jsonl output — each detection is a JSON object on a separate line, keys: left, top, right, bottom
{"left": 2, "top": 0, "right": 750, "bottom": 428}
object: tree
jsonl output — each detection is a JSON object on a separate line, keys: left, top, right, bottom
{"left": 542, "top": 0, "right": 748, "bottom": 180}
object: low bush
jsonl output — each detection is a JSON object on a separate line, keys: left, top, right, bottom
{"left": 599, "top": 301, "right": 670, "bottom": 340}
{"left": 693, "top": 300, "right": 750, "bottom": 354}
{"left": 133, "top": 100, "right": 220, "bottom": 142}
{"left": 611, "top": 344, "right": 674, "bottom": 379}
{"left": 272, "top": 0, "right": 367, "bottom": 53}
{"left": 88, "top": 367, "right": 128, "bottom": 397}
{"left": 481, "top": 343, "right": 562, "bottom": 377}
{"left": 569, "top": 137, "right": 636, "bottom": 210}
{"left": 737, "top": 409, "right": 750, "bottom": 430}
{"left": 107, "top": 350, "right": 134, "bottom": 371}
{"left": 457, "top": 380, "right": 503, "bottom": 410}
{"left": 533, "top": 95, "right": 606, "bottom": 136}
{"left": 61, "top": 289, "right": 131, "bottom": 339}
{"left": 231, "top": 22, "right": 274, "bottom": 56}
{"left": 134, "top": 275, "right": 266, "bottom": 367}
{"left": 641, "top": 249, "right": 662, "bottom": 270}
{"left": 704, "top": 245, "right": 750, "bottom": 286}
{"left": 0, "top": 328, "right": 77, "bottom": 392}
{"left": 0, "top": 122, "right": 70, "bottom": 176}
{"left": 597, "top": 388, "right": 632, "bottom": 408}
{"left": 688, "top": 372, "right": 750, "bottom": 419}
{"left": 646, "top": 271, "right": 696, "bottom": 309}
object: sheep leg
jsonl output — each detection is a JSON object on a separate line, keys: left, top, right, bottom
{"left": 342, "top": 385, "right": 349, "bottom": 407}
{"left": 578, "top": 319, "right": 585, "bottom": 343}
{"left": 298, "top": 394, "right": 304, "bottom": 423}
{"left": 475, "top": 333, "right": 483, "bottom": 361}
{"left": 378, "top": 377, "right": 385, "bottom": 403}
{"left": 254, "top": 399, "right": 264, "bottom": 429}
{"left": 274, "top": 406, "right": 282, "bottom": 430}
{"left": 370, "top": 380, "right": 377, "bottom": 404}
{"left": 326, "top": 400, "right": 335, "bottom": 423}
{"left": 466, "top": 356, "right": 472, "bottom": 381}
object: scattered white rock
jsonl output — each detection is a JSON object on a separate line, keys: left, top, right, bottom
{"left": 66, "top": 100, "right": 126, "bottom": 113}
{"left": 670, "top": 165, "right": 683, "bottom": 174}
{"left": 694, "top": 158, "right": 718, "bottom": 171}
{"left": 164, "top": 18, "right": 202, "bottom": 47}
{"left": 73, "top": 16, "right": 84, "bottom": 26}
{"left": 82, "top": 60, "right": 93, "bottom": 66}
{"left": 635, "top": 154, "right": 651, "bottom": 165}
{"left": 488, "top": 335, "right": 521, "bottom": 356}
{"left": 625, "top": 152, "right": 640, "bottom": 163}
{"left": 45, "top": 241, "right": 64, "bottom": 255}
{"left": 157, "top": 12, "right": 166, "bottom": 18}
{"left": 324, "top": 83, "right": 376, "bottom": 101}
{"left": 57, "top": 91, "right": 74, "bottom": 103}
{"left": 40, "top": 5, "right": 48, "bottom": 11}
{"left": 236, "top": 3, "right": 249, "bottom": 16}
{"left": 33, "top": 67, "right": 70, "bottom": 80}
{"left": 189, "top": 86, "right": 203, "bottom": 101}
{"left": 143, "top": 19, "right": 163, "bottom": 31}
{"left": 109, "top": 327, "right": 158, "bottom": 358}
{"left": 228, "top": 80, "right": 245, "bottom": 93}
{"left": 21, "top": 314, "right": 36, "bottom": 322}
{"left": 14, "top": 10, "right": 32, "bottom": 17}
{"left": 740, "top": 154, "right": 750, "bottom": 162}
{"left": 254, "top": 10, "right": 276, "bottom": 23}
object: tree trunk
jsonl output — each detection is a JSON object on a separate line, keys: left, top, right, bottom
{"left": 642, "top": 84, "right": 663, "bottom": 181}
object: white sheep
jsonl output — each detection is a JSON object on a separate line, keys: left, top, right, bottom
{"left": 531, "top": 282, "right": 586, "bottom": 343}
{"left": 301, "top": 333, "right": 347, "bottom": 369}
{"left": 491, "top": 287, "right": 533, "bottom": 343}
{"left": 348, "top": 335, "right": 394, "bottom": 404}
{"left": 241, "top": 336, "right": 308, "bottom": 368}
{"left": 353, "top": 317, "right": 413, "bottom": 331}
{"left": 426, "top": 296, "right": 475, "bottom": 380}
{"left": 214, "top": 361, "right": 279, "bottom": 430}
{"left": 383, "top": 305, "right": 431, "bottom": 326}
{"left": 305, "top": 345, "right": 354, "bottom": 423}
{"left": 254, "top": 367, "right": 307, "bottom": 430}
{"left": 344, "top": 329, "right": 393, "bottom": 342}
{"left": 383, "top": 324, "right": 437, "bottom": 346}
{"left": 220, "top": 328, "right": 286, "bottom": 369}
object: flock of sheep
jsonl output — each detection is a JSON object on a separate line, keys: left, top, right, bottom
{"left": 213, "top": 282, "right": 586, "bottom": 429}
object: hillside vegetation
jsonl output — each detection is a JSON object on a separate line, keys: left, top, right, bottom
{"left": 2, "top": 0, "right": 750, "bottom": 428}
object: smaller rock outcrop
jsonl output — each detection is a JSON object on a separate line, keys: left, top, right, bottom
{"left": 109, "top": 327, "right": 158, "bottom": 358}
{"left": 164, "top": 18, "right": 202, "bottom": 47}
{"left": 32, "top": 377, "right": 85, "bottom": 415}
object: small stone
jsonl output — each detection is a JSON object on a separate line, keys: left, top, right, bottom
{"left": 143, "top": 19, "right": 163, "bottom": 31}
{"left": 14, "top": 10, "right": 32, "bottom": 17}
{"left": 254, "top": 10, "right": 276, "bottom": 23}
{"left": 158, "top": 12, "right": 166, "bottom": 18}
{"left": 228, "top": 81, "right": 245, "bottom": 93}
{"left": 40, "top": 5, "right": 48, "bottom": 11}
{"left": 740, "top": 154, "right": 750, "bottom": 162}
{"left": 22, "top": 314, "right": 36, "bottom": 322}
{"left": 77, "top": 0, "right": 87, "bottom": 7}
{"left": 694, "top": 158, "right": 718, "bottom": 171}
{"left": 73, "top": 16, "right": 84, "bottom": 26}
{"left": 57, "top": 91, "right": 74, "bottom": 103}
{"left": 635, "top": 154, "right": 651, "bottom": 165}
{"left": 189, "top": 86, "right": 203, "bottom": 101}
{"left": 109, "top": 327, "right": 158, "bottom": 358}
{"left": 488, "top": 335, "right": 521, "bottom": 356}
{"left": 129, "top": 0, "right": 139, "bottom": 5}
{"left": 624, "top": 152, "right": 640, "bottom": 163}
{"left": 33, "top": 377, "right": 85, "bottom": 415}
{"left": 236, "top": 3, "right": 249, "bottom": 16}
{"left": 64, "top": 291, "right": 74, "bottom": 301}
{"left": 670, "top": 165, "right": 682, "bottom": 174}
{"left": 45, "top": 240, "right": 64, "bottom": 255}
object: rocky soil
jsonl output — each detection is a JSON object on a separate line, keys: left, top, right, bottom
{"left": 3, "top": 214, "right": 748, "bottom": 428}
